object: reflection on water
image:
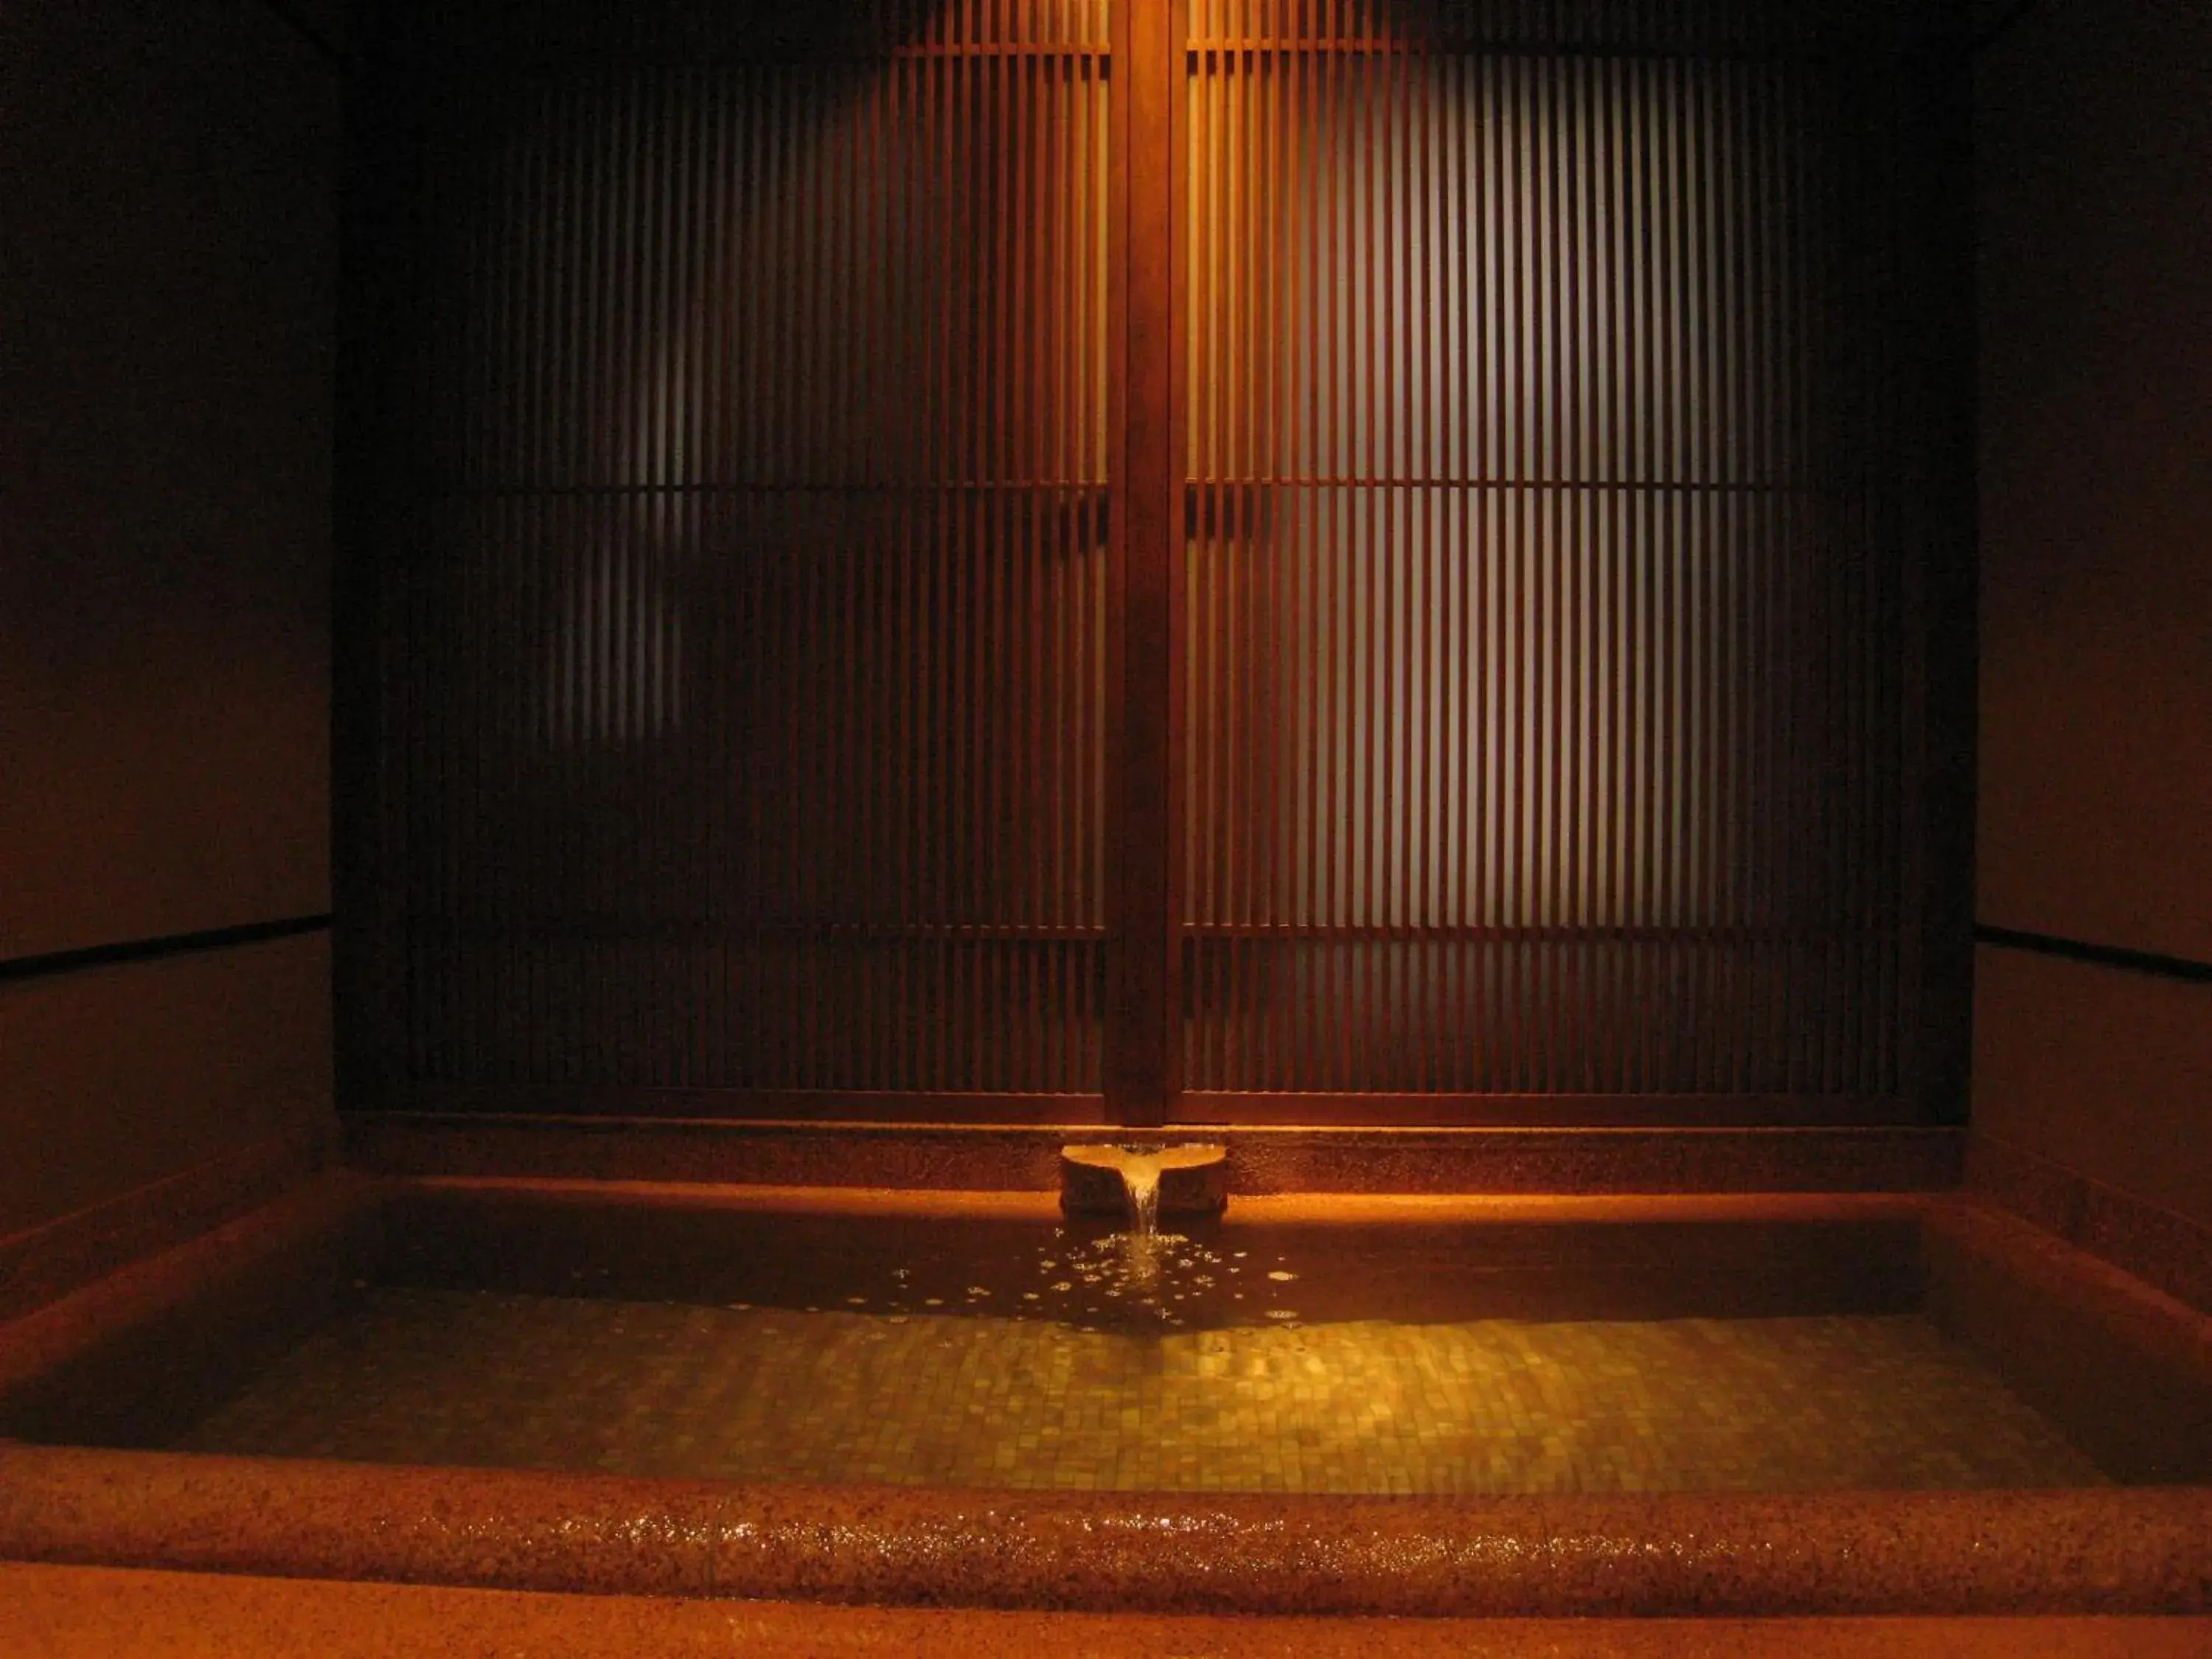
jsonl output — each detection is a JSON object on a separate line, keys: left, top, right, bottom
{"left": 248, "top": 1211, "right": 2120, "bottom": 1494}
{"left": 511, "top": 1219, "right": 1295, "bottom": 1335}
{"left": 177, "top": 1288, "right": 2110, "bottom": 1495}
{"left": 1049, "top": 1229, "right": 1270, "bottom": 1329}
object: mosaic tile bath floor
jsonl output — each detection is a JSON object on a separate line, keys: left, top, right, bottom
{"left": 177, "top": 1284, "right": 2107, "bottom": 1494}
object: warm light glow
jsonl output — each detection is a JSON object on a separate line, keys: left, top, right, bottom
{"left": 361, "top": 0, "right": 1932, "bottom": 1109}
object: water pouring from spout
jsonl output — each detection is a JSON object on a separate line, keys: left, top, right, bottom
{"left": 1116, "top": 1150, "right": 1166, "bottom": 1239}
{"left": 1056, "top": 1143, "right": 1227, "bottom": 1315}
{"left": 1057, "top": 1143, "right": 1227, "bottom": 1235}
{"left": 1110, "top": 1150, "right": 1168, "bottom": 1287}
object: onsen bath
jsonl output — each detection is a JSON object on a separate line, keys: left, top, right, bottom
{"left": 1, "top": 1122, "right": 2206, "bottom": 1625}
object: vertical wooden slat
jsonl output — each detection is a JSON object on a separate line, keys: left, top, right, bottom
{"left": 358, "top": 4, "right": 1119, "bottom": 1113}
{"left": 1166, "top": 2, "right": 1928, "bottom": 1115}
{"left": 354, "top": 0, "right": 1944, "bottom": 1127}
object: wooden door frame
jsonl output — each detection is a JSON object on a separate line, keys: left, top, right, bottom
{"left": 1105, "top": 0, "right": 1186, "bottom": 1125}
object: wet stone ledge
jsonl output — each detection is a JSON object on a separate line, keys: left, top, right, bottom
{"left": 0, "top": 1444, "right": 2207, "bottom": 1618}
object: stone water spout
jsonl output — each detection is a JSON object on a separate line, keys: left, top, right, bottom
{"left": 1059, "top": 1144, "right": 1228, "bottom": 1231}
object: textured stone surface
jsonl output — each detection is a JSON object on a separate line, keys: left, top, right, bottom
{"left": 1967, "top": 1133, "right": 2212, "bottom": 1317}
{"left": 0, "top": 1175, "right": 381, "bottom": 1447}
{"left": 1966, "top": 1135, "right": 2091, "bottom": 1240}
{"left": 7, "top": 1566, "right": 2211, "bottom": 1659}
{"left": 0, "top": 1446, "right": 726, "bottom": 1599}
{"left": 346, "top": 1113, "right": 1965, "bottom": 1194}
{"left": 1, "top": 1444, "right": 2208, "bottom": 1615}
{"left": 2080, "top": 1188, "right": 2212, "bottom": 1321}
{"left": 0, "top": 1126, "right": 330, "bottom": 1323}
{"left": 1921, "top": 1202, "right": 2212, "bottom": 1484}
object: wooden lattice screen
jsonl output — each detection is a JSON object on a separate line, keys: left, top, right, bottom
{"left": 339, "top": 0, "right": 1970, "bottom": 1124}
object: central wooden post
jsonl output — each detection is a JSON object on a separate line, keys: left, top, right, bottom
{"left": 1107, "top": 0, "right": 1183, "bottom": 1126}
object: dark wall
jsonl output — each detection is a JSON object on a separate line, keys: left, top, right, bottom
{"left": 1972, "top": 0, "right": 2212, "bottom": 1222}
{"left": 0, "top": 0, "right": 338, "bottom": 1234}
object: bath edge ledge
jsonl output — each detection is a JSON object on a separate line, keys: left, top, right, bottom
{"left": 0, "top": 1444, "right": 2204, "bottom": 1618}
